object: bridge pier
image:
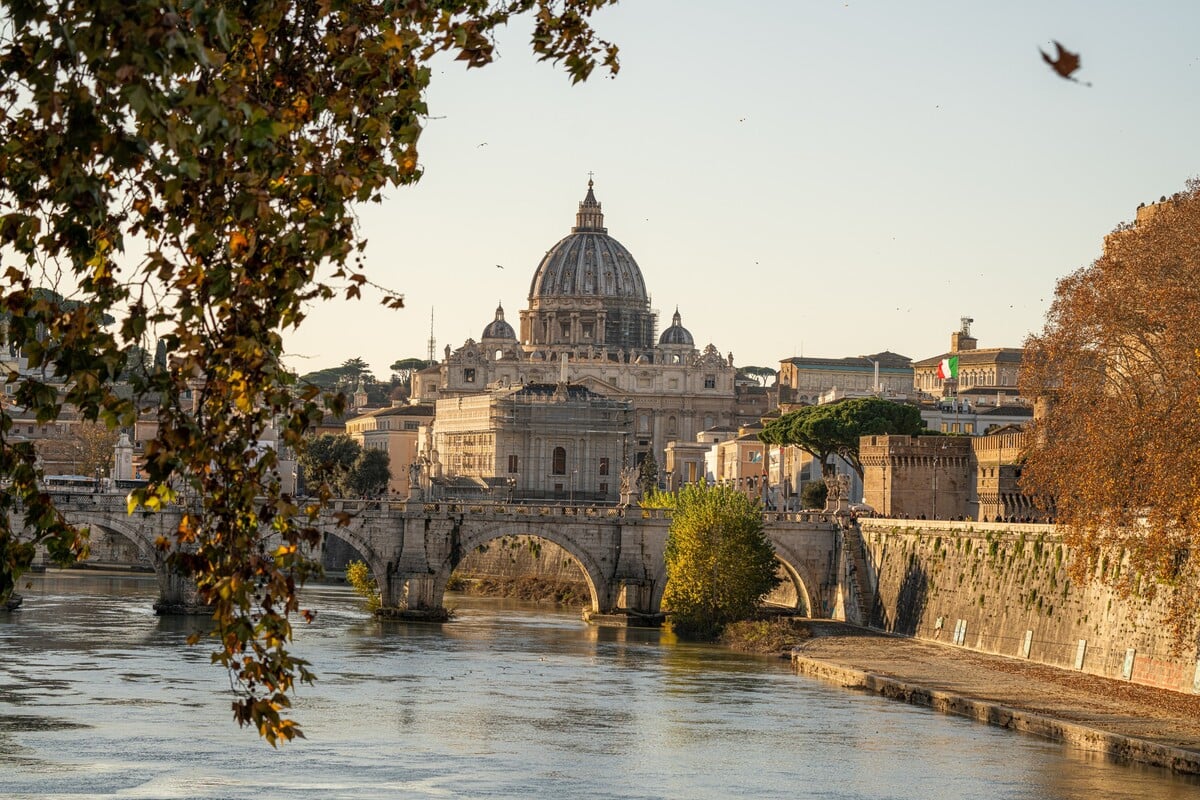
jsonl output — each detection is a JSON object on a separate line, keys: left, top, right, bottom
{"left": 376, "top": 570, "right": 452, "bottom": 622}
{"left": 152, "top": 567, "right": 211, "bottom": 616}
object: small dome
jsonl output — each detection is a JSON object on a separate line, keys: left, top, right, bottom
{"left": 482, "top": 303, "right": 516, "bottom": 340}
{"left": 658, "top": 308, "right": 694, "bottom": 346}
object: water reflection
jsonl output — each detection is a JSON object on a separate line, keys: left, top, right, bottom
{"left": 1, "top": 573, "right": 1198, "bottom": 800}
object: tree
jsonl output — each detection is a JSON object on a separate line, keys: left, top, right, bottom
{"left": 1020, "top": 181, "right": 1200, "bottom": 643}
{"left": 72, "top": 422, "right": 121, "bottom": 478}
{"left": 637, "top": 453, "right": 660, "bottom": 496}
{"left": 759, "top": 397, "right": 926, "bottom": 479}
{"left": 297, "top": 434, "right": 362, "bottom": 496}
{"left": 299, "top": 359, "right": 375, "bottom": 391}
{"left": 661, "top": 483, "right": 780, "bottom": 640}
{"left": 0, "top": 0, "right": 618, "bottom": 744}
{"left": 344, "top": 560, "right": 381, "bottom": 612}
{"left": 800, "top": 480, "right": 828, "bottom": 511}
{"left": 736, "top": 365, "right": 778, "bottom": 387}
{"left": 389, "top": 357, "right": 430, "bottom": 399}
{"left": 347, "top": 449, "right": 391, "bottom": 497}
{"left": 119, "top": 346, "right": 153, "bottom": 382}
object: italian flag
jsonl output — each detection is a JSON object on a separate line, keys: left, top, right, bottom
{"left": 937, "top": 356, "right": 959, "bottom": 380}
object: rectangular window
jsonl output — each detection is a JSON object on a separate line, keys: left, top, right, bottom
{"left": 599, "top": 482, "right": 608, "bottom": 495}
{"left": 463, "top": 367, "right": 476, "bottom": 383}
{"left": 554, "top": 483, "right": 564, "bottom": 495}
{"left": 951, "top": 423, "right": 960, "bottom": 433}
{"left": 941, "top": 422, "right": 948, "bottom": 433}
{"left": 704, "top": 376, "right": 716, "bottom": 389}
{"left": 965, "top": 423, "right": 974, "bottom": 434}
{"left": 508, "top": 455, "right": 519, "bottom": 473}
{"left": 599, "top": 457, "right": 610, "bottom": 476}
{"left": 404, "top": 421, "right": 419, "bottom": 430}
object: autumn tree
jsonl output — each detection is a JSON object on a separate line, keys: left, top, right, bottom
{"left": 759, "top": 398, "right": 926, "bottom": 479}
{"left": 1020, "top": 181, "right": 1200, "bottom": 642}
{"left": 662, "top": 483, "right": 780, "bottom": 640}
{"left": 0, "top": 0, "right": 618, "bottom": 744}
{"left": 71, "top": 422, "right": 121, "bottom": 478}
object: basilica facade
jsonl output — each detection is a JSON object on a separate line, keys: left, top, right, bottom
{"left": 413, "top": 181, "right": 744, "bottom": 490}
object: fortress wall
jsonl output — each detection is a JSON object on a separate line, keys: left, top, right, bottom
{"left": 859, "top": 519, "right": 1200, "bottom": 694}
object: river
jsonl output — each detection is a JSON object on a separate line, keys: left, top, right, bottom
{"left": 1, "top": 572, "right": 1197, "bottom": 800}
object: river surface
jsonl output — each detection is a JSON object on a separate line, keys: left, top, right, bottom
{"left": 1, "top": 572, "right": 1197, "bottom": 800}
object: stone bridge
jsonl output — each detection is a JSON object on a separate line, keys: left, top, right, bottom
{"left": 41, "top": 491, "right": 851, "bottom": 623}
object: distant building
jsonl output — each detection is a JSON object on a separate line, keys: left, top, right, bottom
{"left": 919, "top": 396, "right": 1033, "bottom": 436}
{"left": 912, "top": 318, "right": 1022, "bottom": 398}
{"left": 860, "top": 430, "right": 1044, "bottom": 521}
{"left": 425, "top": 383, "right": 631, "bottom": 503}
{"left": 414, "top": 181, "right": 747, "bottom": 477}
{"left": 663, "top": 426, "right": 737, "bottom": 490}
{"left": 345, "top": 402, "right": 435, "bottom": 497}
{"left": 860, "top": 435, "right": 974, "bottom": 520}
{"left": 778, "top": 351, "right": 914, "bottom": 406}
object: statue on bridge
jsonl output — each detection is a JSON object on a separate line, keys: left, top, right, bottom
{"left": 823, "top": 473, "right": 852, "bottom": 519}
{"left": 619, "top": 464, "right": 640, "bottom": 506}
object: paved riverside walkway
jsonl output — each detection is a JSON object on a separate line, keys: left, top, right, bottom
{"left": 790, "top": 622, "right": 1200, "bottom": 774}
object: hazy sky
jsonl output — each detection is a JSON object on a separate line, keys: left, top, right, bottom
{"left": 283, "top": 1, "right": 1200, "bottom": 378}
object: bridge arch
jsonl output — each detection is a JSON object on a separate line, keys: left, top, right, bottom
{"left": 314, "top": 518, "right": 401, "bottom": 606}
{"left": 648, "top": 536, "right": 824, "bottom": 620}
{"left": 60, "top": 511, "right": 157, "bottom": 565}
{"left": 430, "top": 522, "right": 613, "bottom": 613}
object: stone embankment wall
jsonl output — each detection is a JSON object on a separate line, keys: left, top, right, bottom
{"left": 858, "top": 520, "right": 1200, "bottom": 695}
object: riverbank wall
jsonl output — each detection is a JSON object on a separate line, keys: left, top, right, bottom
{"left": 856, "top": 519, "right": 1200, "bottom": 695}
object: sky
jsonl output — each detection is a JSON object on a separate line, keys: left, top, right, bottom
{"left": 282, "top": 0, "right": 1200, "bottom": 379}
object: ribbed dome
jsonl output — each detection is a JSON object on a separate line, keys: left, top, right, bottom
{"left": 528, "top": 181, "right": 648, "bottom": 303}
{"left": 482, "top": 303, "right": 516, "bottom": 340}
{"left": 658, "top": 309, "right": 694, "bottom": 346}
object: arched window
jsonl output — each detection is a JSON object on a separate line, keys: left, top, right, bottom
{"left": 552, "top": 446, "right": 566, "bottom": 475}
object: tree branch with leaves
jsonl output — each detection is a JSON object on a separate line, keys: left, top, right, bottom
{"left": 0, "top": 0, "right": 619, "bottom": 744}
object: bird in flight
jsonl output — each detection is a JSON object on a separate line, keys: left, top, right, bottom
{"left": 1040, "top": 41, "right": 1090, "bottom": 86}
{"left": 495, "top": 264, "right": 504, "bottom": 269}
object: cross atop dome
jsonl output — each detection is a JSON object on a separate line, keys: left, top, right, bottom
{"left": 573, "top": 177, "right": 606, "bottom": 233}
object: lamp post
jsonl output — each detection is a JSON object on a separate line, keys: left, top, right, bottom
{"left": 931, "top": 441, "right": 948, "bottom": 520}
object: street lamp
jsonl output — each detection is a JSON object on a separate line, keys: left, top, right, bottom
{"left": 931, "top": 441, "right": 949, "bottom": 520}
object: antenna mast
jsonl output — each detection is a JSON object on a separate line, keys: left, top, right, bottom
{"left": 426, "top": 307, "right": 436, "bottom": 364}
